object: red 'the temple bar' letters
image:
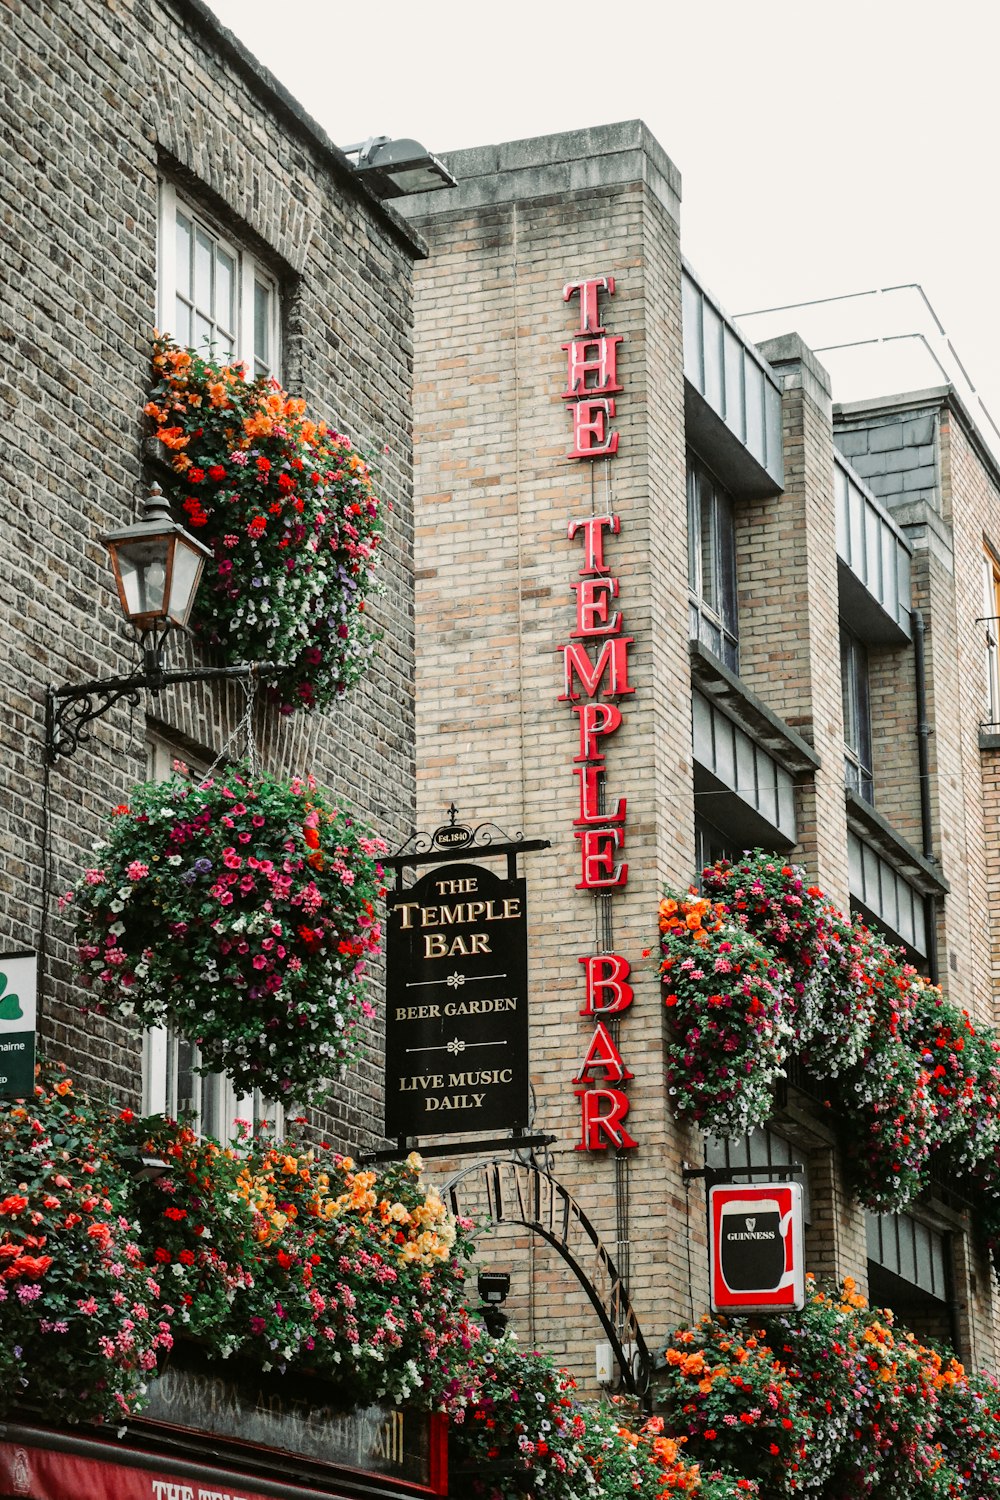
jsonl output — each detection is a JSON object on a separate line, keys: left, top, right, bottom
{"left": 563, "top": 277, "right": 620, "bottom": 458}
{"left": 578, "top": 954, "right": 634, "bottom": 1015}
{"left": 575, "top": 1086, "right": 638, "bottom": 1151}
{"left": 560, "top": 275, "right": 637, "bottom": 1151}
{"left": 563, "top": 274, "right": 615, "bottom": 333}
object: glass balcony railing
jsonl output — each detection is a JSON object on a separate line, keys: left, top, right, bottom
{"left": 682, "top": 264, "right": 784, "bottom": 496}
{"left": 835, "top": 454, "right": 912, "bottom": 643}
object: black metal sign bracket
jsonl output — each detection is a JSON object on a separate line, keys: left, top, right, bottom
{"left": 682, "top": 1161, "right": 804, "bottom": 1187}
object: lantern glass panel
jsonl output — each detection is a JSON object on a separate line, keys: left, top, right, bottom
{"left": 114, "top": 536, "right": 172, "bottom": 620}
{"left": 167, "top": 537, "right": 207, "bottom": 627}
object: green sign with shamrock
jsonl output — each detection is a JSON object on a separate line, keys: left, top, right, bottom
{"left": 0, "top": 951, "right": 36, "bottom": 1099}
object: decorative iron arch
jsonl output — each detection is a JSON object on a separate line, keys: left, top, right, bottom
{"left": 444, "top": 1157, "right": 651, "bottom": 1400}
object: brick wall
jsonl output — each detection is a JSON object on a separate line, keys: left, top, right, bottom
{"left": 403, "top": 124, "right": 699, "bottom": 1380}
{"left": 1, "top": 0, "right": 419, "bottom": 1148}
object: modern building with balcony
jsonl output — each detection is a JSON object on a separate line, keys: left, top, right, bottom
{"left": 399, "top": 121, "right": 1000, "bottom": 1383}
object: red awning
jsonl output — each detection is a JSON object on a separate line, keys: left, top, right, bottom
{"left": 0, "top": 1435, "right": 346, "bottom": 1500}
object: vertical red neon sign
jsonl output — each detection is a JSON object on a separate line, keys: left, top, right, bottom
{"left": 559, "top": 276, "right": 637, "bottom": 1151}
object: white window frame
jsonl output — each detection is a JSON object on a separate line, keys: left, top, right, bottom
{"left": 141, "top": 735, "right": 284, "bottom": 1140}
{"left": 156, "top": 179, "right": 280, "bottom": 380}
{"left": 983, "top": 550, "right": 1000, "bottom": 727}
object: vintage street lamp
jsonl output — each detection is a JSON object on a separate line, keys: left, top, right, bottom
{"left": 99, "top": 483, "right": 211, "bottom": 674}
{"left": 45, "top": 485, "right": 276, "bottom": 763}
{"left": 342, "top": 136, "right": 458, "bottom": 199}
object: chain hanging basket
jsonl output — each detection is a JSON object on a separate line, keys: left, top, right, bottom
{"left": 145, "top": 334, "right": 384, "bottom": 714}
{"left": 68, "top": 766, "right": 387, "bottom": 1099}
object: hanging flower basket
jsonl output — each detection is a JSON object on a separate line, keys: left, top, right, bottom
{"left": 658, "top": 895, "right": 791, "bottom": 1137}
{"left": 145, "top": 335, "right": 385, "bottom": 714}
{"left": 68, "top": 767, "right": 387, "bottom": 1099}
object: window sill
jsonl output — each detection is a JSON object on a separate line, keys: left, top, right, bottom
{"left": 689, "top": 640, "right": 820, "bottom": 778}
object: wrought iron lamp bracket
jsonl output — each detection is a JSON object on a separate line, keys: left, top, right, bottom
{"left": 45, "top": 654, "right": 282, "bottom": 764}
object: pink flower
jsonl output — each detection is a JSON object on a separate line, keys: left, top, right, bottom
{"left": 126, "top": 861, "right": 149, "bottom": 881}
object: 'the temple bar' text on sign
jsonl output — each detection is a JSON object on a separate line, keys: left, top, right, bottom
{"left": 385, "top": 862, "right": 529, "bottom": 1137}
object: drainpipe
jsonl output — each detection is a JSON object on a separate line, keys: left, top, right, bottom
{"left": 912, "top": 608, "right": 939, "bottom": 983}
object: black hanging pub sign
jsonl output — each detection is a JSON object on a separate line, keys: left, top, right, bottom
{"left": 382, "top": 813, "right": 548, "bottom": 1152}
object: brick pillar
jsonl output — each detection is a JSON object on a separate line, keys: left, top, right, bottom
{"left": 745, "top": 335, "right": 850, "bottom": 905}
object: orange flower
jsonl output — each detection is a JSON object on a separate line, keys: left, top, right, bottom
{"left": 244, "top": 411, "right": 274, "bottom": 438}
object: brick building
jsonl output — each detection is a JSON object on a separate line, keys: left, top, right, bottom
{"left": 399, "top": 123, "right": 1000, "bottom": 1382}
{"left": 2, "top": 0, "right": 421, "bottom": 1135}
{"left": 2, "top": 1, "right": 431, "bottom": 1493}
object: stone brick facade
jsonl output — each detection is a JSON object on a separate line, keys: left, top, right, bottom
{"left": 1, "top": 0, "right": 421, "bottom": 1149}
{"left": 402, "top": 125, "right": 1000, "bottom": 1384}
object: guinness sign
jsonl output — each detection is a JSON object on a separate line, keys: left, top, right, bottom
{"left": 709, "top": 1182, "right": 804, "bottom": 1313}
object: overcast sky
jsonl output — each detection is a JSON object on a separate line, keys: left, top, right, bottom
{"left": 204, "top": 0, "right": 1000, "bottom": 438}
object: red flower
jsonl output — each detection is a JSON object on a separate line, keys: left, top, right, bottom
{"left": 208, "top": 464, "right": 226, "bottom": 481}
{"left": 188, "top": 467, "right": 205, "bottom": 483}
{"left": 164, "top": 1206, "right": 187, "bottom": 1221}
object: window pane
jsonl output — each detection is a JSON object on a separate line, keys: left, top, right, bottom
{"left": 747, "top": 1128, "right": 769, "bottom": 1168}
{"left": 682, "top": 273, "right": 703, "bottom": 387}
{"left": 865, "top": 1212, "right": 881, "bottom": 1259}
{"left": 717, "top": 489, "right": 737, "bottom": 630}
{"left": 175, "top": 1038, "right": 197, "bottom": 1116}
{"left": 217, "top": 249, "right": 235, "bottom": 336}
{"left": 703, "top": 302, "right": 724, "bottom": 412}
{"left": 174, "top": 296, "right": 191, "bottom": 346}
{"left": 865, "top": 505, "right": 881, "bottom": 596}
{"left": 714, "top": 717, "right": 735, "bottom": 787}
{"left": 254, "top": 279, "right": 271, "bottom": 370}
{"left": 201, "top": 1072, "right": 223, "bottom": 1139}
{"left": 687, "top": 468, "right": 700, "bottom": 593}
{"left": 194, "top": 312, "right": 213, "bottom": 354}
{"left": 699, "top": 482, "right": 718, "bottom": 612}
{"left": 745, "top": 362, "right": 764, "bottom": 461}
{"left": 723, "top": 329, "right": 745, "bottom": 437}
{"left": 835, "top": 467, "right": 850, "bottom": 557}
{"left": 194, "top": 227, "right": 214, "bottom": 314}
{"left": 175, "top": 212, "right": 192, "bottom": 299}
{"left": 849, "top": 487, "right": 865, "bottom": 579}
{"left": 931, "top": 1232, "right": 946, "bottom": 1296}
